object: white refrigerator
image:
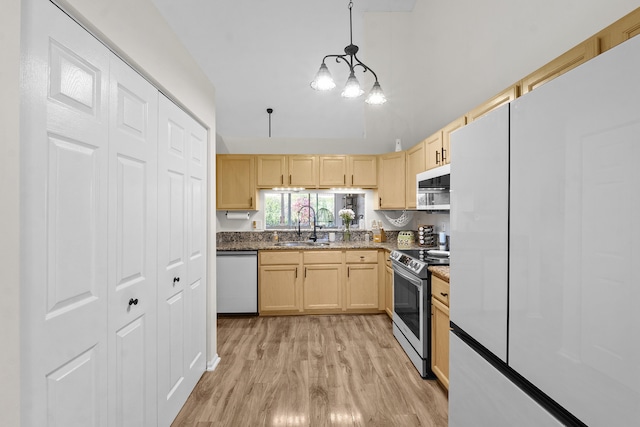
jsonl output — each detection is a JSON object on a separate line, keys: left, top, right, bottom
{"left": 449, "top": 34, "right": 640, "bottom": 426}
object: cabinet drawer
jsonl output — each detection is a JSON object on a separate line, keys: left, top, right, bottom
{"left": 431, "top": 275, "right": 450, "bottom": 307}
{"left": 260, "top": 250, "right": 301, "bottom": 265}
{"left": 303, "top": 250, "right": 342, "bottom": 264}
{"left": 345, "top": 250, "right": 378, "bottom": 263}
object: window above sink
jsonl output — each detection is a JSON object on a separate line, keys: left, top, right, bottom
{"left": 264, "top": 190, "right": 365, "bottom": 231}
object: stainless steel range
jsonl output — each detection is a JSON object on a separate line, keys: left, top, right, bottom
{"left": 389, "top": 248, "right": 449, "bottom": 378}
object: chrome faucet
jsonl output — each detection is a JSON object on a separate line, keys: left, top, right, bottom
{"left": 297, "top": 205, "right": 318, "bottom": 242}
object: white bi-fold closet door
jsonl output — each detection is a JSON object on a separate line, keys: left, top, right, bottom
{"left": 156, "top": 95, "right": 208, "bottom": 424}
{"left": 21, "top": 1, "right": 207, "bottom": 426}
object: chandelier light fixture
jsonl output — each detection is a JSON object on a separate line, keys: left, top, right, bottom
{"left": 310, "top": 0, "right": 387, "bottom": 105}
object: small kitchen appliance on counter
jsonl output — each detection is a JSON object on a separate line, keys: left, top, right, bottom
{"left": 397, "top": 231, "right": 415, "bottom": 248}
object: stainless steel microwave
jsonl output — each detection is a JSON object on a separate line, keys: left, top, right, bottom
{"left": 416, "top": 164, "right": 450, "bottom": 211}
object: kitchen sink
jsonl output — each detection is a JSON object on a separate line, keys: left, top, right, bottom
{"left": 274, "top": 241, "right": 331, "bottom": 247}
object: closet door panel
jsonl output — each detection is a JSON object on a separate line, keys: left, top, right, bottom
{"left": 158, "top": 94, "right": 207, "bottom": 424}
{"left": 21, "top": 1, "right": 109, "bottom": 425}
{"left": 107, "top": 54, "right": 158, "bottom": 427}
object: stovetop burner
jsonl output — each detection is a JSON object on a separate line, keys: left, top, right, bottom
{"left": 389, "top": 248, "right": 449, "bottom": 278}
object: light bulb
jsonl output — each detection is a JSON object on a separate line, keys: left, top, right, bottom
{"left": 365, "top": 82, "right": 387, "bottom": 105}
{"left": 310, "top": 63, "right": 336, "bottom": 91}
{"left": 341, "top": 71, "right": 364, "bottom": 98}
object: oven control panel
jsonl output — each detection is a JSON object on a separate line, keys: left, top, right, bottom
{"left": 389, "top": 251, "right": 427, "bottom": 275}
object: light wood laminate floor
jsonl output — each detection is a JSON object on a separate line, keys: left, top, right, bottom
{"left": 172, "top": 314, "right": 448, "bottom": 426}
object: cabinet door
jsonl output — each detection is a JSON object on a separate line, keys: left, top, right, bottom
{"left": 303, "top": 264, "right": 343, "bottom": 310}
{"left": 108, "top": 53, "right": 158, "bottom": 427}
{"left": 256, "top": 155, "right": 287, "bottom": 188}
{"left": 520, "top": 38, "right": 597, "bottom": 94}
{"left": 442, "top": 116, "right": 467, "bottom": 165}
{"left": 431, "top": 297, "right": 450, "bottom": 390}
{"left": 406, "top": 142, "right": 426, "bottom": 208}
{"left": 157, "top": 95, "right": 208, "bottom": 424}
{"left": 466, "top": 85, "right": 519, "bottom": 123}
{"left": 216, "top": 155, "right": 255, "bottom": 209}
{"left": 259, "top": 265, "right": 301, "bottom": 313}
{"left": 378, "top": 151, "right": 406, "bottom": 209}
{"left": 288, "top": 155, "right": 318, "bottom": 187}
{"left": 596, "top": 8, "right": 640, "bottom": 53}
{"left": 319, "top": 155, "right": 347, "bottom": 187}
{"left": 349, "top": 155, "right": 378, "bottom": 188}
{"left": 345, "top": 264, "right": 379, "bottom": 309}
{"left": 424, "top": 131, "right": 443, "bottom": 170}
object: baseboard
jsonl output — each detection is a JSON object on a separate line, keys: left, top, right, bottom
{"left": 207, "top": 354, "right": 221, "bottom": 371}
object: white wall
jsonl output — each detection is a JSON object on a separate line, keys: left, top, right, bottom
{"left": 0, "top": 0, "right": 21, "bottom": 424}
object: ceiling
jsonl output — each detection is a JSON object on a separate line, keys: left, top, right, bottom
{"left": 149, "top": 0, "right": 640, "bottom": 154}
{"left": 150, "top": 0, "right": 416, "bottom": 143}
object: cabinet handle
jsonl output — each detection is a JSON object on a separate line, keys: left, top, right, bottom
{"left": 304, "top": 267, "right": 307, "bottom": 278}
{"left": 435, "top": 150, "right": 440, "bottom": 164}
{"left": 250, "top": 196, "right": 253, "bottom": 206}
{"left": 379, "top": 197, "right": 382, "bottom": 206}
{"left": 281, "top": 174, "right": 283, "bottom": 184}
{"left": 295, "top": 267, "right": 297, "bottom": 278}
{"left": 360, "top": 256, "right": 365, "bottom": 260}
{"left": 173, "top": 277, "right": 180, "bottom": 285}
{"left": 128, "top": 298, "right": 139, "bottom": 306}
{"left": 343, "top": 174, "right": 346, "bottom": 185}
{"left": 442, "top": 147, "right": 447, "bottom": 163}
{"left": 289, "top": 174, "right": 291, "bottom": 184}
{"left": 440, "top": 292, "right": 448, "bottom": 297}
{"left": 347, "top": 266, "right": 350, "bottom": 278}
{"left": 352, "top": 175, "right": 354, "bottom": 185}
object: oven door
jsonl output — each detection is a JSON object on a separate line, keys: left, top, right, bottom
{"left": 392, "top": 265, "right": 425, "bottom": 357}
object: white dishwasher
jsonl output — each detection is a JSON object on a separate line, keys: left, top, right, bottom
{"left": 216, "top": 251, "right": 258, "bottom": 315}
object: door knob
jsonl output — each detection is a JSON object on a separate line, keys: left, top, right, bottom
{"left": 128, "top": 298, "right": 139, "bottom": 306}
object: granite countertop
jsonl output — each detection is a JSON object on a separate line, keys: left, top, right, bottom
{"left": 428, "top": 265, "right": 450, "bottom": 282}
{"left": 216, "top": 240, "right": 420, "bottom": 252}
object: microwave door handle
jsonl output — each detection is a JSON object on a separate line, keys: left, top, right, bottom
{"left": 393, "top": 266, "right": 424, "bottom": 289}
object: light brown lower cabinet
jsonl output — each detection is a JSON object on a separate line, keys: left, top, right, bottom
{"left": 258, "top": 249, "right": 383, "bottom": 315}
{"left": 259, "top": 251, "right": 302, "bottom": 314}
{"left": 431, "top": 274, "right": 450, "bottom": 390}
{"left": 303, "top": 251, "right": 343, "bottom": 311}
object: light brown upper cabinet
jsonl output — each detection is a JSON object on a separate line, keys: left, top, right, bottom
{"left": 467, "top": 85, "right": 520, "bottom": 123}
{"left": 256, "top": 155, "right": 318, "bottom": 188}
{"left": 319, "top": 155, "right": 348, "bottom": 187}
{"left": 318, "top": 155, "right": 378, "bottom": 188}
{"left": 348, "top": 155, "right": 378, "bottom": 188}
{"left": 596, "top": 7, "right": 640, "bottom": 53}
{"left": 256, "top": 155, "right": 287, "bottom": 188}
{"left": 216, "top": 154, "right": 256, "bottom": 210}
{"left": 289, "top": 155, "right": 319, "bottom": 187}
{"left": 378, "top": 151, "right": 406, "bottom": 209}
{"left": 424, "top": 131, "right": 443, "bottom": 171}
{"left": 521, "top": 38, "right": 598, "bottom": 95}
{"left": 425, "top": 116, "right": 466, "bottom": 171}
{"left": 442, "top": 116, "right": 467, "bottom": 167}
{"left": 406, "top": 142, "right": 426, "bottom": 209}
